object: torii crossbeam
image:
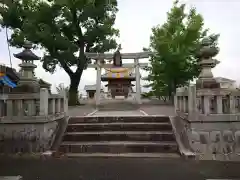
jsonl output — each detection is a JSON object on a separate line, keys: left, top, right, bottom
{"left": 85, "top": 52, "right": 152, "bottom": 60}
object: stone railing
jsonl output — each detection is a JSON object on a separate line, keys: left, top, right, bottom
{"left": 0, "top": 88, "right": 68, "bottom": 153}
{"left": 175, "top": 85, "right": 240, "bottom": 161}
{"left": 175, "top": 85, "right": 240, "bottom": 116}
{"left": 0, "top": 88, "right": 68, "bottom": 121}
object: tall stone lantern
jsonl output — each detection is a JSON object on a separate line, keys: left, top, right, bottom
{"left": 13, "top": 42, "right": 41, "bottom": 93}
{"left": 196, "top": 37, "right": 220, "bottom": 89}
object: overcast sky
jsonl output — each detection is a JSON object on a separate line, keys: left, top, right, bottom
{"left": 0, "top": 0, "right": 239, "bottom": 93}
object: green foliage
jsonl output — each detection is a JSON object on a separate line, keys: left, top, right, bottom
{"left": 145, "top": 0, "right": 219, "bottom": 99}
{"left": 0, "top": 0, "right": 119, "bottom": 105}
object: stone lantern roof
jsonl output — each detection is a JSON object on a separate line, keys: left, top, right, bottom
{"left": 13, "top": 42, "right": 40, "bottom": 61}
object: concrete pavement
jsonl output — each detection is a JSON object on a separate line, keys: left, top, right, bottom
{"left": 0, "top": 157, "right": 240, "bottom": 180}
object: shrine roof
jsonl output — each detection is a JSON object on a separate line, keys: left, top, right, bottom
{"left": 104, "top": 83, "right": 135, "bottom": 87}
{"left": 215, "top": 77, "right": 236, "bottom": 83}
{"left": 101, "top": 67, "right": 136, "bottom": 81}
{"left": 101, "top": 72, "right": 136, "bottom": 81}
{"left": 0, "top": 64, "right": 20, "bottom": 83}
{"left": 38, "top": 79, "right": 51, "bottom": 87}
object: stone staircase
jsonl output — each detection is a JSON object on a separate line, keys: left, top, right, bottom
{"left": 58, "top": 116, "right": 180, "bottom": 158}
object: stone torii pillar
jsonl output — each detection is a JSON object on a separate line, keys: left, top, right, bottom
{"left": 95, "top": 59, "right": 102, "bottom": 106}
{"left": 134, "top": 58, "right": 141, "bottom": 104}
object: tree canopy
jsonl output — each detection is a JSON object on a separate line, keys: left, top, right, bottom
{"left": 144, "top": 0, "right": 219, "bottom": 100}
{"left": 0, "top": 0, "right": 119, "bottom": 105}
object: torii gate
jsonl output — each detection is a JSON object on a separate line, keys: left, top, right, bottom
{"left": 85, "top": 52, "right": 152, "bottom": 106}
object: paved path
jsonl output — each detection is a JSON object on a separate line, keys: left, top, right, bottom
{"left": 91, "top": 110, "right": 146, "bottom": 116}
{"left": 140, "top": 105, "right": 175, "bottom": 116}
{"left": 68, "top": 101, "right": 175, "bottom": 117}
{"left": 68, "top": 105, "right": 95, "bottom": 116}
{"left": 0, "top": 157, "right": 240, "bottom": 180}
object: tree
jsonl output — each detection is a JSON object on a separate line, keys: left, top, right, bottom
{"left": 144, "top": 0, "right": 219, "bottom": 101}
{"left": 0, "top": 0, "right": 119, "bottom": 105}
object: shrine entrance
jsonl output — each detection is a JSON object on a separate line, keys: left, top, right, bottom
{"left": 107, "top": 79, "right": 133, "bottom": 98}
{"left": 86, "top": 50, "right": 152, "bottom": 105}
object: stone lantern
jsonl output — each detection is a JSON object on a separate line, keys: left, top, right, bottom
{"left": 13, "top": 42, "right": 41, "bottom": 93}
{"left": 196, "top": 37, "right": 220, "bottom": 89}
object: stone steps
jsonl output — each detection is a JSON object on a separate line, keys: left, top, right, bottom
{"left": 58, "top": 115, "right": 180, "bottom": 157}
{"left": 63, "top": 131, "right": 175, "bottom": 142}
{"left": 98, "top": 106, "right": 139, "bottom": 111}
{"left": 65, "top": 152, "right": 180, "bottom": 158}
{"left": 59, "top": 141, "right": 178, "bottom": 154}
{"left": 66, "top": 122, "right": 173, "bottom": 132}
{"left": 68, "top": 116, "right": 170, "bottom": 124}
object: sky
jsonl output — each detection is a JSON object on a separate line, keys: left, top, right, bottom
{"left": 0, "top": 0, "right": 239, "bottom": 94}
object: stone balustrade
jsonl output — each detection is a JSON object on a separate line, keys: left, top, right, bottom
{"left": 0, "top": 88, "right": 68, "bottom": 153}
{"left": 175, "top": 85, "right": 240, "bottom": 115}
{"left": 0, "top": 88, "right": 68, "bottom": 121}
{"left": 175, "top": 85, "right": 240, "bottom": 161}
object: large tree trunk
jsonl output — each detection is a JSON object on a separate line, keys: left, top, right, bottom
{"left": 68, "top": 70, "right": 83, "bottom": 106}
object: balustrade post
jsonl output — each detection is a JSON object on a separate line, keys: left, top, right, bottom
{"left": 203, "top": 96, "right": 210, "bottom": 114}
{"left": 174, "top": 95, "right": 178, "bottom": 112}
{"left": 17, "top": 100, "right": 23, "bottom": 117}
{"left": 6, "top": 100, "right": 13, "bottom": 117}
{"left": 178, "top": 96, "right": 183, "bottom": 112}
{"left": 25, "top": 100, "right": 35, "bottom": 116}
{"left": 216, "top": 96, "right": 223, "bottom": 114}
{"left": 0, "top": 100, "right": 4, "bottom": 117}
{"left": 60, "top": 90, "right": 68, "bottom": 115}
{"left": 49, "top": 99, "right": 55, "bottom": 114}
{"left": 183, "top": 96, "right": 188, "bottom": 113}
{"left": 55, "top": 98, "right": 61, "bottom": 113}
{"left": 188, "top": 85, "right": 197, "bottom": 114}
{"left": 230, "top": 95, "right": 236, "bottom": 114}
{"left": 40, "top": 88, "right": 49, "bottom": 116}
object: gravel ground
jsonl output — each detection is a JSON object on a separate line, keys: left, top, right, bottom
{"left": 0, "top": 157, "right": 240, "bottom": 180}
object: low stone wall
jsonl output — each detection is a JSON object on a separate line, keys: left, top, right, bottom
{"left": 177, "top": 114, "right": 240, "bottom": 161}
{"left": 169, "top": 116, "right": 194, "bottom": 158}
{"left": 0, "top": 118, "right": 65, "bottom": 153}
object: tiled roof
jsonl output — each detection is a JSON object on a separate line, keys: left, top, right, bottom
{"left": 101, "top": 68, "right": 135, "bottom": 79}
{"left": 215, "top": 77, "right": 236, "bottom": 83}
{"left": 84, "top": 84, "right": 103, "bottom": 91}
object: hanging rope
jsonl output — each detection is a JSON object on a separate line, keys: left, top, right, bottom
{"left": 5, "top": 27, "right": 12, "bottom": 68}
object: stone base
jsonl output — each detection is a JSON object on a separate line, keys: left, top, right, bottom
{"left": 0, "top": 119, "right": 63, "bottom": 153}
{"left": 196, "top": 79, "right": 220, "bottom": 89}
{"left": 177, "top": 115, "right": 240, "bottom": 161}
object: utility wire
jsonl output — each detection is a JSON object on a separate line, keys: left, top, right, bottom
{"left": 5, "top": 27, "right": 12, "bottom": 68}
